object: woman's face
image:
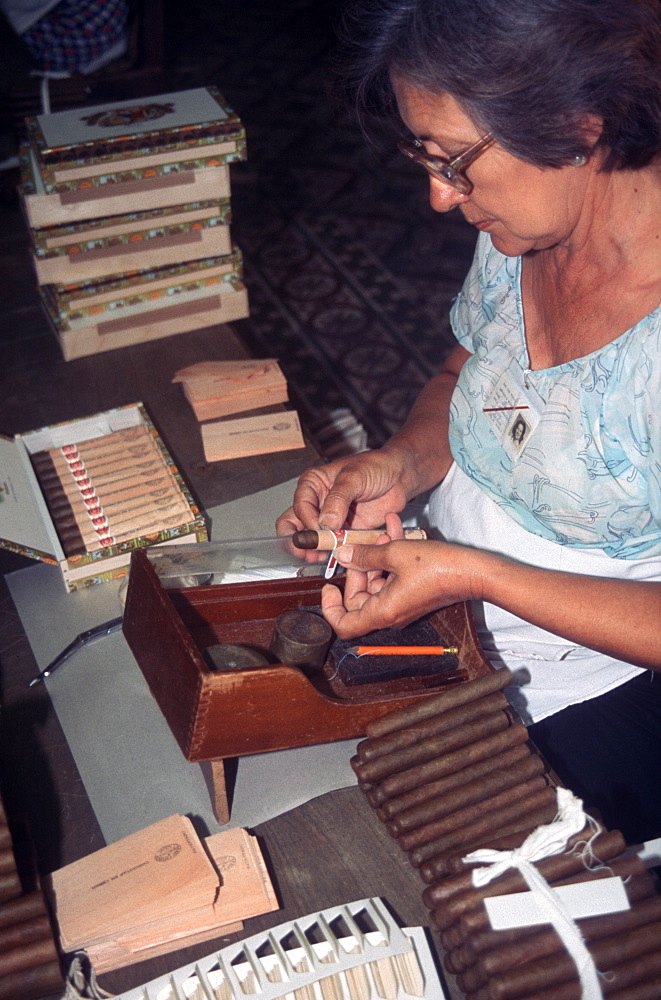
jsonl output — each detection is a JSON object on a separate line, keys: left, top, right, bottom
{"left": 392, "top": 76, "right": 597, "bottom": 256}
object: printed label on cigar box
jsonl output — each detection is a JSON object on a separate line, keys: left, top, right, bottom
{"left": 201, "top": 411, "right": 306, "bottom": 462}
{"left": 485, "top": 876, "right": 630, "bottom": 929}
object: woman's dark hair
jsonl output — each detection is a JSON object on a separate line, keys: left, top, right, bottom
{"left": 336, "top": 0, "right": 661, "bottom": 170}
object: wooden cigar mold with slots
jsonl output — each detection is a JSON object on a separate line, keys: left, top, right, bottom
{"left": 123, "top": 547, "right": 493, "bottom": 764}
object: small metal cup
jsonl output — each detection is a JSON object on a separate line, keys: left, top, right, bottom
{"left": 270, "top": 610, "right": 333, "bottom": 669}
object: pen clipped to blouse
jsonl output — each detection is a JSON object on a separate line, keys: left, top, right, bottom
{"left": 28, "top": 616, "right": 124, "bottom": 687}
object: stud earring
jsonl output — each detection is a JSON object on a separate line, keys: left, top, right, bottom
{"left": 572, "top": 153, "right": 588, "bottom": 166}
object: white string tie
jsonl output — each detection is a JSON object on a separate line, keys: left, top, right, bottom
{"left": 462, "top": 788, "right": 605, "bottom": 1000}
{"left": 324, "top": 529, "right": 348, "bottom": 579}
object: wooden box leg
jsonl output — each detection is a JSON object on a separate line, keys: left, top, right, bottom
{"left": 202, "top": 758, "right": 230, "bottom": 824}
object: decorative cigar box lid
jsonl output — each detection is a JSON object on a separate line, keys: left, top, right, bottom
{"left": 30, "top": 198, "right": 232, "bottom": 260}
{"left": 26, "top": 86, "right": 246, "bottom": 169}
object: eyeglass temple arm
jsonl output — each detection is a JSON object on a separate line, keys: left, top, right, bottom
{"left": 450, "top": 133, "right": 495, "bottom": 170}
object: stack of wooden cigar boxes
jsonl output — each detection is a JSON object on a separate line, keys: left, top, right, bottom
{"left": 18, "top": 86, "right": 249, "bottom": 360}
{"left": 0, "top": 402, "right": 207, "bottom": 591}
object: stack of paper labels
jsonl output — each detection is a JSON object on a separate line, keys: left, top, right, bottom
{"left": 173, "top": 358, "right": 306, "bottom": 461}
{"left": 45, "top": 814, "right": 278, "bottom": 974}
{"left": 18, "top": 86, "right": 249, "bottom": 360}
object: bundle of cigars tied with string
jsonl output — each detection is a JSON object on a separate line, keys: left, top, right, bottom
{"left": 351, "top": 667, "right": 661, "bottom": 1000}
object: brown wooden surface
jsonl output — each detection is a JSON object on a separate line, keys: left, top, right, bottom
{"left": 0, "top": 568, "right": 460, "bottom": 998}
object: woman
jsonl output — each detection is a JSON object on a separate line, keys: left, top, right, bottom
{"left": 277, "top": 0, "right": 661, "bottom": 845}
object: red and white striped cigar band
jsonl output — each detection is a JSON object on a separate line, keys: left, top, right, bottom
{"left": 61, "top": 444, "right": 79, "bottom": 458}
{"left": 99, "top": 536, "right": 116, "bottom": 547}
{"left": 89, "top": 515, "right": 109, "bottom": 529}
{"left": 67, "top": 460, "right": 86, "bottom": 474}
{"left": 83, "top": 496, "right": 101, "bottom": 510}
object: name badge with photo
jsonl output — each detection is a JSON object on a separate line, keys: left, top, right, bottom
{"left": 483, "top": 359, "right": 546, "bottom": 461}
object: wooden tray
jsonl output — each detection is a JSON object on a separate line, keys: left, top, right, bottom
{"left": 123, "top": 547, "right": 493, "bottom": 763}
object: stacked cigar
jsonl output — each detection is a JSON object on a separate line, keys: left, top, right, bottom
{"left": 0, "top": 801, "right": 63, "bottom": 1000}
{"left": 352, "top": 668, "right": 661, "bottom": 1000}
{"left": 31, "top": 424, "right": 193, "bottom": 557}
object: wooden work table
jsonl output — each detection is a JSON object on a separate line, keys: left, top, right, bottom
{"left": 0, "top": 565, "right": 457, "bottom": 1000}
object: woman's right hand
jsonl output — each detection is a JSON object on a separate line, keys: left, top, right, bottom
{"left": 275, "top": 446, "right": 413, "bottom": 538}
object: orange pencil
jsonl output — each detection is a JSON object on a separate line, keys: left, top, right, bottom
{"left": 347, "top": 645, "right": 459, "bottom": 656}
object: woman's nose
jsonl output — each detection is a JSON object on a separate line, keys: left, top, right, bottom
{"left": 429, "top": 177, "right": 469, "bottom": 213}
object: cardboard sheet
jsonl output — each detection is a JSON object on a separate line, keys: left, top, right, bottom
{"left": 7, "top": 478, "right": 360, "bottom": 844}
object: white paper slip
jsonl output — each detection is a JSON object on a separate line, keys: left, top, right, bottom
{"left": 485, "top": 876, "right": 630, "bottom": 930}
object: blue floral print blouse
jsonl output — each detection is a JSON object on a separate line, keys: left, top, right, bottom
{"left": 448, "top": 233, "right": 661, "bottom": 560}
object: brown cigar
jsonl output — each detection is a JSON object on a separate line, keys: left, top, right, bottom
{"left": 0, "top": 936, "right": 60, "bottom": 978}
{"left": 476, "top": 919, "right": 661, "bottom": 1000}
{"left": 375, "top": 742, "right": 532, "bottom": 819}
{"left": 367, "top": 724, "right": 530, "bottom": 805}
{"left": 423, "top": 827, "right": 624, "bottom": 908}
{"left": 465, "top": 956, "right": 661, "bottom": 1000}
{"left": 457, "top": 867, "right": 656, "bottom": 946}
{"left": 353, "top": 709, "right": 517, "bottom": 784}
{"left": 0, "top": 893, "right": 48, "bottom": 929}
{"left": 470, "top": 894, "right": 661, "bottom": 988}
{"left": 411, "top": 785, "right": 558, "bottom": 872}
{"left": 390, "top": 753, "right": 547, "bottom": 838}
{"left": 366, "top": 668, "right": 513, "bottom": 738}
{"left": 432, "top": 852, "right": 649, "bottom": 933}
{"left": 467, "top": 895, "right": 657, "bottom": 962}
{"left": 0, "top": 852, "right": 16, "bottom": 878}
{"left": 0, "top": 873, "right": 22, "bottom": 907}
{"left": 0, "top": 914, "right": 53, "bottom": 954}
{"left": 358, "top": 691, "right": 510, "bottom": 762}
{"left": 399, "top": 774, "right": 550, "bottom": 853}
{"left": 43, "top": 474, "right": 177, "bottom": 516}
{"left": 0, "top": 959, "right": 63, "bottom": 1000}
{"left": 420, "top": 809, "right": 557, "bottom": 885}
{"left": 30, "top": 426, "right": 149, "bottom": 472}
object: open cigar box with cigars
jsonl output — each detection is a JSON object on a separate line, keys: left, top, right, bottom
{"left": 122, "top": 547, "right": 493, "bottom": 763}
{"left": 0, "top": 403, "right": 207, "bottom": 591}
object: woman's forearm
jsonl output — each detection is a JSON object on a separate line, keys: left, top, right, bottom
{"left": 382, "top": 345, "right": 468, "bottom": 499}
{"left": 480, "top": 552, "right": 661, "bottom": 670}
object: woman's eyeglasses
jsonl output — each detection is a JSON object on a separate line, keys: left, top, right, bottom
{"left": 398, "top": 132, "right": 495, "bottom": 195}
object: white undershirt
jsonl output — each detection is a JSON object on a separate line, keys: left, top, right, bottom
{"left": 428, "top": 463, "right": 656, "bottom": 724}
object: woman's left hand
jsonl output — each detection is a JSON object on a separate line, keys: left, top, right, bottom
{"left": 321, "top": 524, "right": 486, "bottom": 638}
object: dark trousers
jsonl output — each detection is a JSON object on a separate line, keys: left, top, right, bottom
{"left": 528, "top": 671, "right": 661, "bottom": 846}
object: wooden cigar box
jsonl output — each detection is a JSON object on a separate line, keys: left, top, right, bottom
{"left": 123, "top": 548, "right": 493, "bottom": 762}
{"left": 20, "top": 86, "right": 245, "bottom": 228}
{"left": 26, "top": 86, "right": 245, "bottom": 180}
{"left": 19, "top": 142, "right": 233, "bottom": 230}
{"left": 39, "top": 251, "right": 249, "bottom": 360}
{"left": 29, "top": 197, "right": 232, "bottom": 286}
{"left": 0, "top": 404, "right": 207, "bottom": 592}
